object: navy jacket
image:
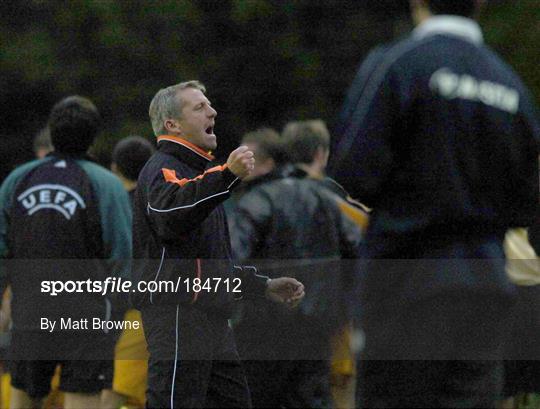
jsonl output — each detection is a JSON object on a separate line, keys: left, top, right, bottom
{"left": 132, "top": 135, "right": 268, "bottom": 315}
{"left": 330, "top": 17, "right": 539, "bottom": 309}
{"left": 331, "top": 16, "right": 539, "bottom": 249}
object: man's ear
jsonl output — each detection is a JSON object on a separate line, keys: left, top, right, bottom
{"left": 314, "top": 146, "right": 329, "bottom": 165}
{"left": 164, "top": 119, "right": 182, "bottom": 135}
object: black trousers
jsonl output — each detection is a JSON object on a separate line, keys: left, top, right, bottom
{"left": 234, "top": 301, "right": 332, "bottom": 408}
{"left": 243, "top": 360, "right": 330, "bottom": 408}
{"left": 141, "top": 304, "right": 251, "bottom": 409}
{"left": 357, "top": 293, "right": 513, "bottom": 408}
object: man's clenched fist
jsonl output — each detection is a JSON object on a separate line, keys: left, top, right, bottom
{"left": 227, "top": 146, "right": 255, "bottom": 180}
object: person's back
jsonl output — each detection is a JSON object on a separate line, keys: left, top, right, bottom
{"left": 330, "top": 1, "right": 539, "bottom": 407}
{"left": 334, "top": 24, "right": 537, "bottom": 250}
{"left": 0, "top": 96, "right": 131, "bottom": 409}
{"left": 361, "top": 34, "right": 536, "bottom": 245}
{"left": 232, "top": 121, "right": 361, "bottom": 344}
{"left": 7, "top": 156, "right": 114, "bottom": 330}
{"left": 232, "top": 168, "right": 358, "bottom": 261}
{"left": 230, "top": 166, "right": 361, "bottom": 408}
{"left": 231, "top": 167, "right": 360, "bottom": 350}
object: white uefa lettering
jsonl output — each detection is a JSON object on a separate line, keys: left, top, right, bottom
{"left": 492, "top": 83, "right": 506, "bottom": 106}
{"left": 429, "top": 67, "right": 519, "bottom": 114}
{"left": 39, "top": 190, "right": 51, "bottom": 203}
{"left": 54, "top": 191, "right": 66, "bottom": 204}
{"left": 62, "top": 200, "right": 78, "bottom": 216}
{"left": 502, "top": 89, "right": 519, "bottom": 114}
{"left": 457, "top": 75, "right": 477, "bottom": 99}
{"left": 22, "top": 194, "right": 36, "bottom": 209}
{"left": 17, "top": 184, "right": 86, "bottom": 220}
{"left": 478, "top": 81, "right": 497, "bottom": 106}
{"left": 430, "top": 68, "right": 459, "bottom": 99}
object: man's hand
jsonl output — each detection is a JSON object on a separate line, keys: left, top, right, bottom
{"left": 227, "top": 146, "right": 255, "bottom": 180}
{"left": 265, "top": 277, "right": 305, "bottom": 308}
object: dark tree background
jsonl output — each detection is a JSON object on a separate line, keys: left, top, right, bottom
{"left": 0, "top": 0, "right": 538, "bottom": 179}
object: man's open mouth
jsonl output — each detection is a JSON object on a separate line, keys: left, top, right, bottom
{"left": 205, "top": 126, "right": 214, "bottom": 135}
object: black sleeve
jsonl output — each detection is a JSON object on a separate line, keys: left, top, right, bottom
{"left": 232, "top": 265, "right": 269, "bottom": 299}
{"left": 229, "top": 189, "right": 272, "bottom": 261}
{"left": 147, "top": 164, "right": 240, "bottom": 241}
{"left": 329, "top": 50, "right": 399, "bottom": 206}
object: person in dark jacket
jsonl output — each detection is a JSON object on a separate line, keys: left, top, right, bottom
{"left": 229, "top": 119, "right": 363, "bottom": 408}
{"left": 0, "top": 96, "right": 132, "bottom": 409}
{"left": 133, "top": 80, "right": 305, "bottom": 409}
{"left": 330, "top": 0, "right": 539, "bottom": 407}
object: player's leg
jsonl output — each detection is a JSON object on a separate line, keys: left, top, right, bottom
{"left": 63, "top": 392, "right": 100, "bottom": 409}
{"left": 9, "top": 386, "right": 43, "bottom": 409}
{"left": 142, "top": 304, "right": 214, "bottom": 408}
{"left": 59, "top": 337, "right": 114, "bottom": 409}
{"left": 102, "top": 309, "right": 149, "bottom": 409}
{"left": 206, "top": 319, "right": 251, "bottom": 408}
{"left": 9, "top": 360, "right": 56, "bottom": 409}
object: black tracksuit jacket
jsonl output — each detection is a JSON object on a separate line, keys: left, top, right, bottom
{"left": 132, "top": 135, "right": 267, "bottom": 316}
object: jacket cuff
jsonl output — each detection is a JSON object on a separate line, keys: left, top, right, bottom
{"left": 222, "top": 166, "right": 241, "bottom": 190}
{"left": 234, "top": 266, "right": 270, "bottom": 298}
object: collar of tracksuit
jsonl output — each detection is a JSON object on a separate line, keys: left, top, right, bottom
{"left": 157, "top": 135, "right": 215, "bottom": 171}
{"left": 46, "top": 151, "right": 97, "bottom": 162}
{"left": 413, "top": 15, "right": 484, "bottom": 45}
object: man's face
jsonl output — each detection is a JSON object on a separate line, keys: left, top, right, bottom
{"left": 176, "top": 88, "right": 218, "bottom": 151}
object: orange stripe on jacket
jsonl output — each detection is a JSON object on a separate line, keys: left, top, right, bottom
{"left": 161, "top": 165, "right": 228, "bottom": 187}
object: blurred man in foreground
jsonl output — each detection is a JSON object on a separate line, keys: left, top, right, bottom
{"left": 331, "top": 0, "right": 539, "bottom": 407}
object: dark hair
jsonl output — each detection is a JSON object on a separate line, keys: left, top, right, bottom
{"left": 112, "top": 136, "right": 155, "bottom": 181}
{"left": 48, "top": 96, "right": 101, "bottom": 155}
{"left": 241, "top": 128, "right": 286, "bottom": 164}
{"left": 282, "top": 120, "right": 330, "bottom": 165}
{"left": 427, "top": 0, "right": 477, "bottom": 17}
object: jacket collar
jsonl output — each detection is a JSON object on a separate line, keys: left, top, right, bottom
{"left": 157, "top": 135, "right": 215, "bottom": 170}
{"left": 413, "top": 15, "right": 484, "bottom": 45}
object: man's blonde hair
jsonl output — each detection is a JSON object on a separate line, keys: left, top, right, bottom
{"left": 148, "top": 80, "right": 206, "bottom": 136}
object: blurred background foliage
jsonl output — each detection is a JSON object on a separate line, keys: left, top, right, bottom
{"left": 0, "top": 0, "right": 539, "bottom": 179}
